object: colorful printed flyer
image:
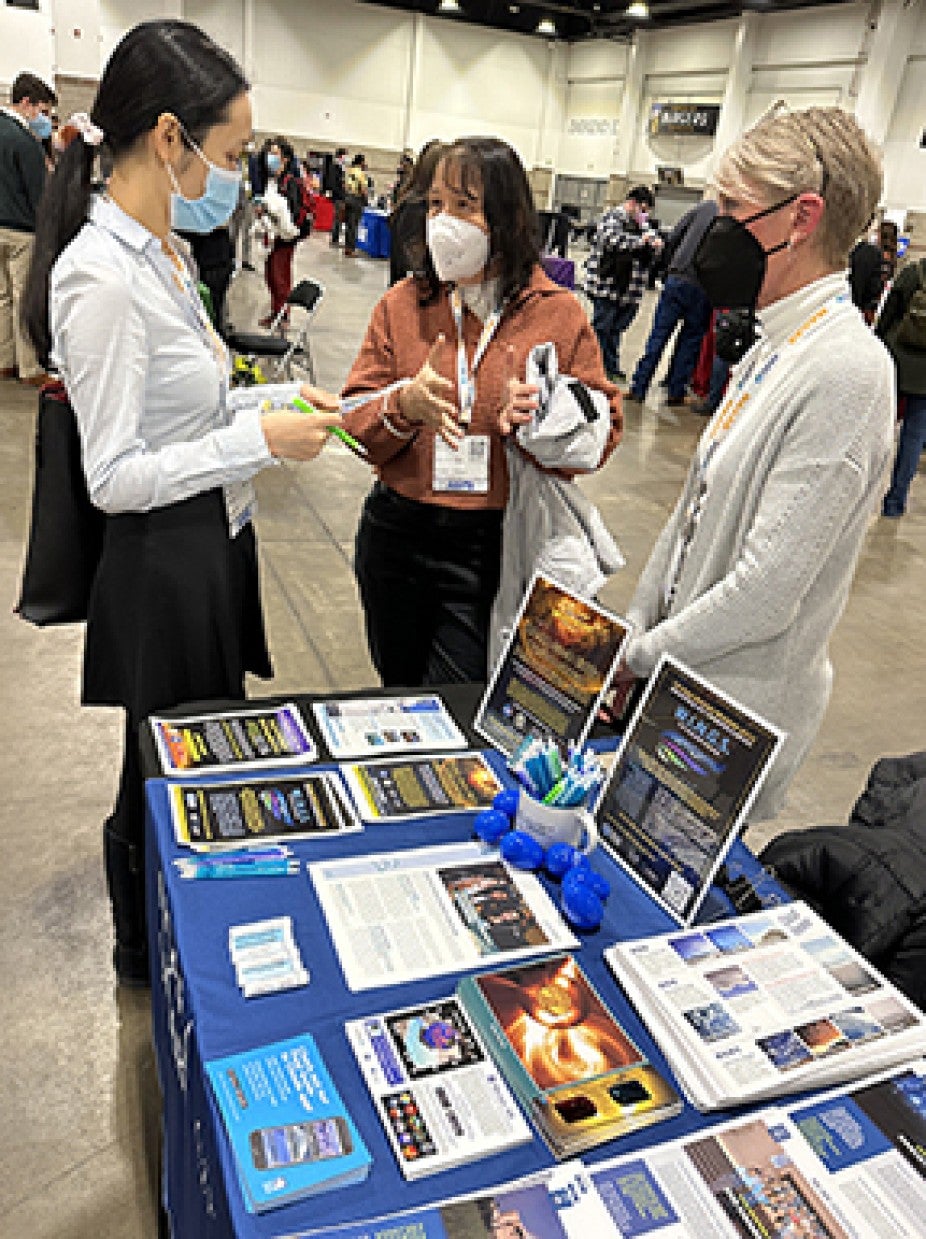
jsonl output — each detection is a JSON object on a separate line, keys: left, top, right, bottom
{"left": 151, "top": 703, "right": 316, "bottom": 777}
{"left": 342, "top": 752, "right": 504, "bottom": 821}
{"left": 596, "top": 655, "right": 784, "bottom": 925}
{"left": 475, "top": 573, "right": 628, "bottom": 758}
{"left": 313, "top": 694, "right": 468, "bottom": 759}
{"left": 169, "top": 771, "right": 360, "bottom": 849}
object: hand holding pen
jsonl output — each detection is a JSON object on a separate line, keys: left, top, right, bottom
{"left": 261, "top": 385, "right": 341, "bottom": 461}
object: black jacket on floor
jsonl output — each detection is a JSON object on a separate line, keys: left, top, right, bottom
{"left": 760, "top": 752, "right": 926, "bottom": 1009}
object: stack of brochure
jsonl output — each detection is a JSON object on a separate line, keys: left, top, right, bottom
{"left": 605, "top": 902, "right": 926, "bottom": 1112}
{"left": 346, "top": 995, "right": 533, "bottom": 1177}
{"left": 205, "top": 1033, "right": 371, "bottom": 1213}
{"left": 456, "top": 953, "right": 681, "bottom": 1158}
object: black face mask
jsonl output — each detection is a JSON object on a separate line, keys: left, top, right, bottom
{"left": 693, "top": 195, "right": 798, "bottom": 312}
{"left": 694, "top": 195, "right": 798, "bottom": 363}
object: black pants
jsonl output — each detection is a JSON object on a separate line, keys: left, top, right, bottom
{"left": 354, "top": 483, "right": 503, "bottom": 688}
{"left": 343, "top": 195, "right": 365, "bottom": 253}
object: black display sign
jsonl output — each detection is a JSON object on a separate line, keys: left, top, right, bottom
{"left": 650, "top": 103, "right": 720, "bottom": 137}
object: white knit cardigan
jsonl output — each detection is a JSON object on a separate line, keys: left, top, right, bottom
{"left": 623, "top": 273, "right": 895, "bottom": 821}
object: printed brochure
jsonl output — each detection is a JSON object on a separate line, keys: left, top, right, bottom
{"left": 604, "top": 902, "right": 926, "bottom": 1111}
{"left": 308, "top": 841, "right": 578, "bottom": 992}
{"left": 475, "top": 572, "right": 629, "bottom": 758}
{"left": 596, "top": 654, "right": 784, "bottom": 925}
{"left": 312, "top": 694, "right": 467, "bottom": 759}
{"left": 342, "top": 752, "right": 504, "bottom": 821}
{"left": 345, "top": 995, "right": 532, "bottom": 1177}
{"left": 456, "top": 953, "right": 681, "bottom": 1158}
{"left": 169, "top": 770, "right": 360, "bottom": 849}
{"left": 150, "top": 703, "right": 316, "bottom": 777}
{"left": 205, "top": 1033, "right": 371, "bottom": 1214}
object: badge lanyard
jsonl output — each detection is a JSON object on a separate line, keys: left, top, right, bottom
{"left": 662, "top": 291, "right": 853, "bottom": 616}
{"left": 450, "top": 287, "right": 503, "bottom": 428}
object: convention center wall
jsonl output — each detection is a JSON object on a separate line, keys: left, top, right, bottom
{"left": 2, "top": 0, "right": 924, "bottom": 213}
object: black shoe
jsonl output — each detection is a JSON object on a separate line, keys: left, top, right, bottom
{"left": 241, "top": 261, "right": 255, "bottom": 272}
{"left": 665, "top": 395, "right": 686, "bottom": 407}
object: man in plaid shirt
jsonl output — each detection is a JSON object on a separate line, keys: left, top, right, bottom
{"left": 584, "top": 185, "right": 662, "bottom": 382}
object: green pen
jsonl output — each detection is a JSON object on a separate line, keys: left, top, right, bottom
{"left": 291, "top": 395, "right": 370, "bottom": 461}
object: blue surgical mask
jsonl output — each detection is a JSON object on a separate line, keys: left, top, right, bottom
{"left": 29, "top": 113, "right": 53, "bottom": 141}
{"left": 266, "top": 152, "right": 282, "bottom": 175}
{"left": 166, "top": 131, "right": 242, "bottom": 234}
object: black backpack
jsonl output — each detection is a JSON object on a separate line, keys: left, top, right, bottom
{"left": 896, "top": 259, "right": 926, "bottom": 351}
{"left": 281, "top": 172, "right": 313, "bottom": 241}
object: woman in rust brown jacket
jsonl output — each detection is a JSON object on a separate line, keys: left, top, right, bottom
{"left": 342, "top": 136, "right": 621, "bottom": 687}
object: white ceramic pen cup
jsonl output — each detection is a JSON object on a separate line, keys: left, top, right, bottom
{"left": 514, "top": 793, "right": 598, "bottom": 856}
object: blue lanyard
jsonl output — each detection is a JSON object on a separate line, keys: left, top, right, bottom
{"left": 450, "top": 288, "right": 503, "bottom": 427}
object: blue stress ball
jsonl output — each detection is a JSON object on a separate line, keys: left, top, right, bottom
{"left": 544, "top": 842, "right": 580, "bottom": 879}
{"left": 492, "top": 787, "right": 520, "bottom": 820}
{"left": 561, "top": 870, "right": 605, "bottom": 931}
{"left": 474, "top": 809, "right": 511, "bottom": 845}
{"left": 567, "top": 864, "right": 612, "bottom": 901}
{"left": 500, "top": 830, "right": 545, "bottom": 871}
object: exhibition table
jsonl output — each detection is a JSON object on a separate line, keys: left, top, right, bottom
{"left": 144, "top": 686, "right": 788, "bottom": 1239}
{"left": 356, "top": 209, "right": 391, "bottom": 259}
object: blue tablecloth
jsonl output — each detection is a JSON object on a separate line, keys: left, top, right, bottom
{"left": 148, "top": 736, "right": 787, "bottom": 1238}
{"left": 357, "top": 209, "right": 391, "bottom": 259}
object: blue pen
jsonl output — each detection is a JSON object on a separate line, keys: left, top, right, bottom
{"left": 175, "top": 858, "right": 300, "bottom": 880}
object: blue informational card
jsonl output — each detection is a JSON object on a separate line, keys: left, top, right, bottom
{"left": 205, "top": 1033, "right": 371, "bottom": 1214}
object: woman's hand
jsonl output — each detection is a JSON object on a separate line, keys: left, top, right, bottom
{"left": 499, "top": 345, "right": 538, "bottom": 436}
{"left": 261, "top": 386, "right": 341, "bottom": 462}
{"left": 396, "top": 335, "right": 462, "bottom": 448}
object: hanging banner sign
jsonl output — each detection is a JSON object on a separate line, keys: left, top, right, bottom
{"left": 650, "top": 102, "right": 720, "bottom": 137}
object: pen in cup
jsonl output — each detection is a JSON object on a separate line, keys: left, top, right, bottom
{"left": 291, "top": 395, "right": 370, "bottom": 461}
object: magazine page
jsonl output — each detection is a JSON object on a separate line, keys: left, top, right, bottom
{"left": 595, "top": 655, "right": 784, "bottom": 926}
{"left": 342, "top": 752, "right": 504, "bottom": 821}
{"left": 280, "top": 1168, "right": 583, "bottom": 1239}
{"left": 308, "top": 841, "right": 579, "bottom": 992}
{"left": 169, "top": 770, "right": 360, "bottom": 849}
{"left": 555, "top": 1108, "right": 856, "bottom": 1238}
{"left": 150, "top": 702, "right": 317, "bottom": 777}
{"left": 605, "top": 903, "right": 926, "bottom": 1111}
{"left": 313, "top": 695, "right": 467, "bottom": 759}
{"left": 474, "top": 572, "right": 629, "bottom": 758}
{"left": 345, "top": 994, "right": 532, "bottom": 1178}
{"left": 784, "top": 1061, "right": 926, "bottom": 1237}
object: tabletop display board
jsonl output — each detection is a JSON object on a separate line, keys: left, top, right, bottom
{"left": 475, "top": 573, "right": 629, "bottom": 759}
{"left": 596, "top": 655, "right": 784, "bottom": 925}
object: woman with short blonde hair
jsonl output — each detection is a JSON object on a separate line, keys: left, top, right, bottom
{"left": 616, "top": 106, "right": 894, "bottom": 822}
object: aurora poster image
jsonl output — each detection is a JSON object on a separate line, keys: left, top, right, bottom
{"left": 597, "top": 655, "right": 784, "bottom": 925}
{"left": 475, "top": 573, "right": 628, "bottom": 757}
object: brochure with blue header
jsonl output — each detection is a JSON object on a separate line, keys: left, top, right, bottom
{"left": 205, "top": 1033, "right": 371, "bottom": 1214}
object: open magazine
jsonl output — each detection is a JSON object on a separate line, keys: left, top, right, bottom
{"left": 553, "top": 1060, "right": 926, "bottom": 1238}
{"left": 308, "top": 841, "right": 578, "bottom": 992}
{"left": 604, "top": 902, "right": 926, "bottom": 1112}
{"left": 259, "top": 1062, "right": 926, "bottom": 1238}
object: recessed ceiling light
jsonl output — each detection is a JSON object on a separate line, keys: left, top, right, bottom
{"left": 537, "top": 16, "right": 557, "bottom": 34}
{"left": 438, "top": 0, "right": 462, "bottom": 13}
{"left": 625, "top": 1, "right": 650, "bottom": 16}
{"left": 509, "top": 3, "right": 521, "bottom": 11}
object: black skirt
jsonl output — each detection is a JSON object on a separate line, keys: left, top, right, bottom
{"left": 82, "top": 489, "right": 272, "bottom": 720}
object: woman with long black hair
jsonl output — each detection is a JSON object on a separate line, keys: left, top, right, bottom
{"left": 23, "top": 19, "right": 339, "bottom": 985}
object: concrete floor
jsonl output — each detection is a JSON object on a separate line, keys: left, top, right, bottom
{"left": 0, "top": 232, "right": 922, "bottom": 1237}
